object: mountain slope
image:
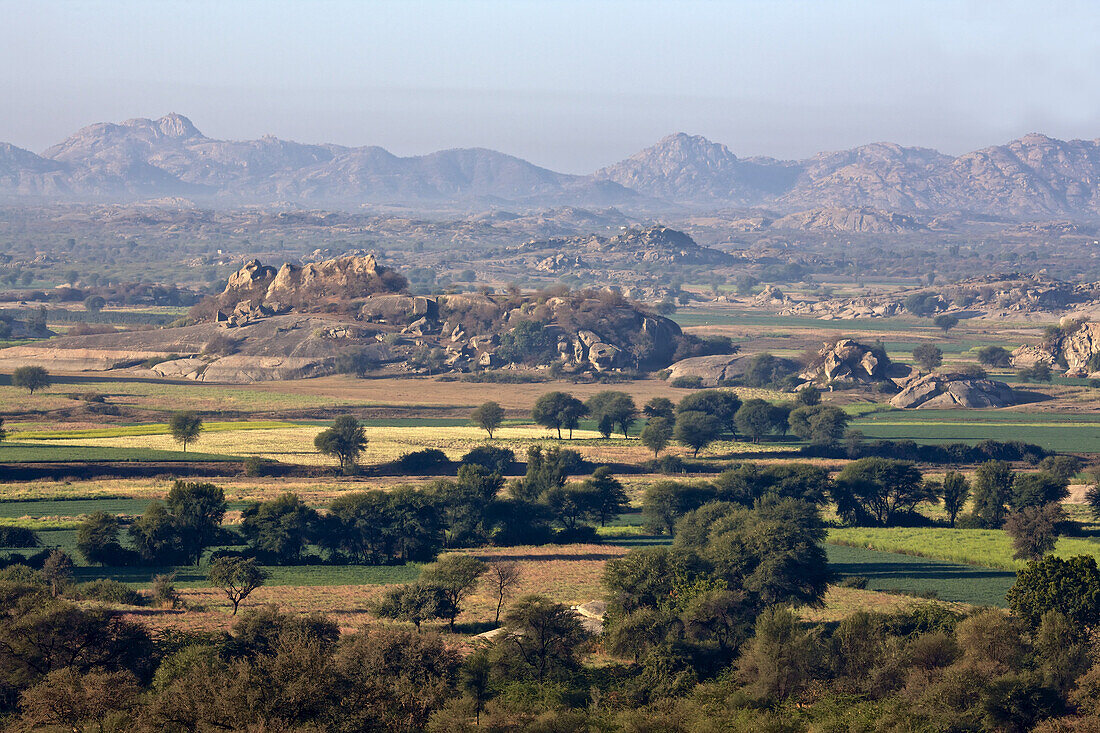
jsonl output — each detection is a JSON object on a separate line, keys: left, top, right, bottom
{"left": 2, "top": 114, "right": 1100, "bottom": 218}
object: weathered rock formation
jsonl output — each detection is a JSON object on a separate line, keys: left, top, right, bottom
{"left": 665, "top": 354, "right": 745, "bottom": 387}
{"left": 206, "top": 254, "right": 408, "bottom": 322}
{"left": 890, "top": 373, "right": 1023, "bottom": 409}
{"left": 799, "top": 339, "right": 914, "bottom": 385}
{"left": 1013, "top": 320, "right": 1100, "bottom": 376}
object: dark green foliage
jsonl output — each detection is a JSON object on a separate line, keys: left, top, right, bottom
{"left": 941, "top": 471, "right": 970, "bottom": 527}
{"left": 497, "top": 320, "right": 557, "bottom": 365}
{"left": 643, "top": 397, "right": 676, "bottom": 421}
{"left": 168, "top": 410, "right": 203, "bottom": 452}
{"left": 471, "top": 400, "right": 504, "bottom": 439}
{"left": 674, "top": 410, "right": 721, "bottom": 457}
{"left": 374, "top": 582, "right": 450, "bottom": 629}
{"left": 711, "top": 463, "right": 831, "bottom": 507}
{"left": 208, "top": 556, "right": 268, "bottom": 615}
{"left": 734, "top": 399, "right": 786, "bottom": 443}
{"left": 1037, "top": 455, "right": 1081, "bottom": 483}
{"left": 585, "top": 390, "right": 637, "bottom": 437}
{"left": 669, "top": 375, "right": 704, "bottom": 389}
{"left": 640, "top": 480, "right": 714, "bottom": 535}
{"left": 532, "top": 391, "right": 587, "bottom": 439}
{"left": 0, "top": 526, "right": 40, "bottom": 548}
{"left": 460, "top": 445, "right": 515, "bottom": 474}
{"left": 419, "top": 553, "right": 488, "bottom": 630}
{"left": 788, "top": 404, "right": 850, "bottom": 446}
{"left": 795, "top": 385, "right": 821, "bottom": 406}
{"left": 976, "top": 345, "right": 1013, "bottom": 367}
{"left": 971, "top": 460, "right": 1015, "bottom": 528}
{"left": 582, "top": 466, "right": 628, "bottom": 526}
{"left": 314, "top": 415, "right": 368, "bottom": 473}
{"left": 71, "top": 578, "right": 146, "bottom": 606}
{"left": 904, "top": 291, "right": 941, "bottom": 316}
{"left": 1004, "top": 504, "right": 1064, "bottom": 561}
{"left": 1010, "top": 472, "right": 1069, "bottom": 511}
{"left": 395, "top": 448, "right": 450, "bottom": 473}
{"left": 491, "top": 595, "right": 588, "bottom": 682}
{"left": 912, "top": 343, "right": 943, "bottom": 372}
{"left": 741, "top": 353, "right": 797, "bottom": 389}
{"left": 833, "top": 458, "right": 935, "bottom": 526}
{"left": 10, "top": 365, "right": 50, "bottom": 394}
{"left": 675, "top": 389, "right": 741, "bottom": 434}
{"left": 240, "top": 492, "right": 320, "bottom": 563}
{"left": 1019, "top": 363, "right": 1053, "bottom": 382}
{"left": 641, "top": 416, "right": 674, "bottom": 457}
{"left": 76, "top": 511, "right": 125, "bottom": 565}
{"left": 933, "top": 314, "right": 959, "bottom": 333}
{"left": 1007, "top": 555, "right": 1100, "bottom": 629}
{"left": 166, "top": 480, "right": 227, "bottom": 566}
{"left": 510, "top": 445, "right": 583, "bottom": 502}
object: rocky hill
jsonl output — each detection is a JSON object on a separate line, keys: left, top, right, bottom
{"left": 0, "top": 255, "right": 689, "bottom": 382}
{"left": 3, "top": 114, "right": 1100, "bottom": 218}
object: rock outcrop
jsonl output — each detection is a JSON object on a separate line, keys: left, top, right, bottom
{"left": 799, "top": 339, "right": 914, "bottom": 385}
{"left": 665, "top": 354, "right": 745, "bottom": 387}
{"left": 1014, "top": 320, "right": 1100, "bottom": 376}
{"left": 890, "top": 373, "right": 1023, "bottom": 409}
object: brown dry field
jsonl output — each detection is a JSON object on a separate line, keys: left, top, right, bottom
{"left": 120, "top": 543, "right": 963, "bottom": 639}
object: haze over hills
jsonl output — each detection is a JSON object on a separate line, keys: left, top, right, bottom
{"left": 2, "top": 114, "right": 1100, "bottom": 219}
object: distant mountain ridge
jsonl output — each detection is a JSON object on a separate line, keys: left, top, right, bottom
{"left": 2, "top": 114, "right": 1099, "bottom": 218}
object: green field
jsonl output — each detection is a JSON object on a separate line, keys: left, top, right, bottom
{"left": 0, "top": 497, "right": 251, "bottom": 520}
{"left": 826, "top": 544, "right": 1015, "bottom": 607}
{"left": 9, "top": 420, "right": 296, "bottom": 440}
{"left": 851, "top": 420, "right": 1100, "bottom": 452}
{"left": 828, "top": 527, "right": 1100, "bottom": 570}
{"left": 0, "top": 442, "right": 237, "bottom": 462}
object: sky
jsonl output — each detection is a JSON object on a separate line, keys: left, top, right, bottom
{"left": 2, "top": 0, "right": 1099, "bottom": 173}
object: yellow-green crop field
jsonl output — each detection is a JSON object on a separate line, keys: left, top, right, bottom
{"left": 827, "top": 527, "right": 1100, "bottom": 570}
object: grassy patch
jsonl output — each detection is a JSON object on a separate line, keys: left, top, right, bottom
{"left": 826, "top": 544, "right": 1015, "bottom": 607}
{"left": 828, "top": 527, "right": 1100, "bottom": 571}
{"left": 9, "top": 420, "right": 296, "bottom": 440}
{"left": 0, "top": 442, "right": 236, "bottom": 462}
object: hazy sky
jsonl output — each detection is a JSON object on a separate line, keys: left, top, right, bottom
{"left": 2, "top": 0, "right": 1099, "bottom": 173}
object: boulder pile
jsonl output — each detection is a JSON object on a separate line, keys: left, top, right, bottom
{"left": 890, "top": 373, "right": 1023, "bottom": 409}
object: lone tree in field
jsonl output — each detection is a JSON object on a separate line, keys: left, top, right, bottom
{"left": 933, "top": 314, "right": 959, "bottom": 333}
{"left": 208, "top": 556, "right": 268, "bottom": 615}
{"left": 912, "top": 344, "right": 943, "bottom": 374}
{"left": 314, "top": 415, "right": 368, "bottom": 474}
{"left": 471, "top": 401, "right": 504, "bottom": 439}
{"left": 0, "top": 416, "right": 6, "bottom": 443}
{"left": 169, "top": 411, "right": 204, "bottom": 452}
{"left": 11, "top": 365, "right": 50, "bottom": 395}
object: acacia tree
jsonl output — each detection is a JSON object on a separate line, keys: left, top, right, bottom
{"left": 912, "top": 344, "right": 943, "bottom": 373}
{"left": 420, "top": 554, "right": 489, "bottom": 630}
{"left": 208, "top": 556, "right": 268, "bottom": 615}
{"left": 941, "top": 471, "right": 971, "bottom": 527}
{"left": 167, "top": 480, "right": 227, "bottom": 565}
{"left": 169, "top": 411, "right": 203, "bottom": 452}
{"left": 641, "top": 417, "right": 674, "bottom": 457}
{"left": 833, "top": 458, "right": 935, "bottom": 526}
{"left": 11, "top": 365, "right": 50, "bottom": 394}
{"left": 485, "top": 561, "right": 523, "bottom": 624}
{"left": 314, "top": 415, "right": 368, "bottom": 474}
{"left": 471, "top": 401, "right": 504, "bottom": 439}
{"left": 674, "top": 410, "right": 721, "bottom": 457}
{"left": 585, "top": 391, "right": 637, "bottom": 438}
{"left": 532, "top": 391, "right": 587, "bottom": 440}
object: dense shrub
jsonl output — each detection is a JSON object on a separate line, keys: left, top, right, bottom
{"left": 460, "top": 445, "right": 515, "bottom": 474}
{"left": 395, "top": 448, "right": 451, "bottom": 474}
{"left": 0, "top": 526, "right": 41, "bottom": 548}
